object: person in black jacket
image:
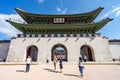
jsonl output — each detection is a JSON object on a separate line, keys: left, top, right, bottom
{"left": 59, "top": 57, "right": 63, "bottom": 73}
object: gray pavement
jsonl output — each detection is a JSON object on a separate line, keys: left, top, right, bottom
{"left": 0, "top": 63, "right": 120, "bottom": 80}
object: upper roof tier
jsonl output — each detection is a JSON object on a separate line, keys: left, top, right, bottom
{"left": 15, "top": 7, "right": 104, "bottom": 24}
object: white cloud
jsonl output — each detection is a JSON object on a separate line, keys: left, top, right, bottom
{"left": 38, "top": 0, "right": 44, "bottom": 3}
{"left": 99, "top": 6, "right": 120, "bottom": 20}
{"left": 57, "top": 7, "right": 61, "bottom": 12}
{"left": 58, "top": 0, "right": 63, "bottom": 4}
{"left": 116, "top": 10, "right": 120, "bottom": 17}
{"left": 56, "top": 0, "right": 67, "bottom": 14}
{"left": 0, "top": 14, "right": 23, "bottom": 38}
{"left": 112, "top": 7, "right": 120, "bottom": 17}
{"left": 112, "top": 7, "right": 120, "bottom": 13}
{"left": 61, "top": 8, "right": 67, "bottom": 14}
{"left": 56, "top": 7, "right": 67, "bottom": 14}
{"left": 104, "top": 13, "right": 109, "bottom": 17}
{"left": 111, "top": 6, "right": 120, "bottom": 17}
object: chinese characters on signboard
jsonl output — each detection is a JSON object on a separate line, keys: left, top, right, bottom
{"left": 53, "top": 18, "right": 65, "bottom": 23}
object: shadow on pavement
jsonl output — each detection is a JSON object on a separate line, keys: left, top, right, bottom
{"left": 16, "top": 70, "right": 26, "bottom": 73}
{"left": 63, "top": 73, "right": 83, "bottom": 78}
{"left": 43, "top": 68, "right": 59, "bottom": 73}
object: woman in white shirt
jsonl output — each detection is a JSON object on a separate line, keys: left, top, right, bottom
{"left": 26, "top": 56, "right": 31, "bottom": 72}
{"left": 78, "top": 57, "right": 84, "bottom": 77}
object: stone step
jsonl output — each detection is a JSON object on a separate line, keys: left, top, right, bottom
{"left": 0, "top": 62, "right": 120, "bottom": 65}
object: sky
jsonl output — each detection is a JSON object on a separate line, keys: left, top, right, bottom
{"left": 0, "top": 0, "right": 120, "bottom": 40}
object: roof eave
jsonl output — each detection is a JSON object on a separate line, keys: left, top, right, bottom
{"left": 15, "top": 7, "right": 104, "bottom": 24}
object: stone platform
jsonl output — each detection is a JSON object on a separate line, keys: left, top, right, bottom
{"left": 0, "top": 62, "right": 120, "bottom": 80}
{"left": 0, "top": 62, "right": 120, "bottom": 65}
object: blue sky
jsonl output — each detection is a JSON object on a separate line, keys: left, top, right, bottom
{"left": 0, "top": 0, "right": 120, "bottom": 40}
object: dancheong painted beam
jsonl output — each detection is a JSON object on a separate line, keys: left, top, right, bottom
{"left": 6, "top": 18, "right": 112, "bottom": 34}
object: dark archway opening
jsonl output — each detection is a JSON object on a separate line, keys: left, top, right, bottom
{"left": 26, "top": 46, "right": 38, "bottom": 62}
{"left": 80, "top": 45, "right": 94, "bottom": 61}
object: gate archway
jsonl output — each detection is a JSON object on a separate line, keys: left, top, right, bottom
{"left": 80, "top": 45, "right": 95, "bottom": 61}
{"left": 51, "top": 44, "right": 67, "bottom": 61}
{"left": 26, "top": 45, "right": 38, "bottom": 62}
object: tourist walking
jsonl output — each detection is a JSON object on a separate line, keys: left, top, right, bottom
{"left": 78, "top": 57, "right": 84, "bottom": 77}
{"left": 59, "top": 57, "right": 63, "bottom": 73}
{"left": 26, "top": 56, "right": 31, "bottom": 72}
{"left": 83, "top": 55, "right": 87, "bottom": 62}
{"left": 46, "top": 55, "right": 49, "bottom": 63}
{"left": 53, "top": 54, "right": 58, "bottom": 70}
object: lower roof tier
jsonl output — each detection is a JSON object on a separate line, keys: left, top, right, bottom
{"left": 6, "top": 18, "right": 112, "bottom": 34}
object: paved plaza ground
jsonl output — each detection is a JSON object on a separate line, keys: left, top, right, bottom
{"left": 0, "top": 62, "right": 120, "bottom": 80}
